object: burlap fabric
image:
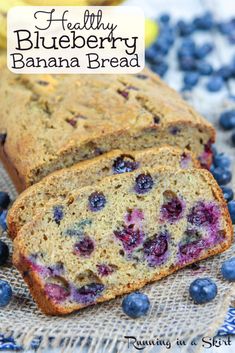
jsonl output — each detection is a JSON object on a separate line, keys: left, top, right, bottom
{"left": 0, "top": 162, "right": 234, "bottom": 353}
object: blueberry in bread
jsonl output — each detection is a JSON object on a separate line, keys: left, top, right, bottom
{"left": 0, "top": 64, "right": 215, "bottom": 190}
{"left": 13, "top": 167, "right": 233, "bottom": 315}
{"left": 7, "top": 146, "right": 199, "bottom": 239}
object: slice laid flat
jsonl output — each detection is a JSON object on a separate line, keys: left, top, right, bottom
{"left": 13, "top": 167, "right": 233, "bottom": 315}
{"left": 8, "top": 146, "right": 199, "bottom": 239}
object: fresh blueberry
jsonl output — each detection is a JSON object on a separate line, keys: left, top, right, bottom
{"left": 189, "top": 278, "right": 217, "bottom": 304}
{"left": 212, "top": 167, "right": 232, "bottom": 185}
{"left": 53, "top": 206, "right": 64, "bottom": 225}
{"left": 74, "top": 236, "right": 95, "bottom": 257}
{"left": 178, "top": 39, "right": 196, "bottom": 59}
{"left": 196, "top": 61, "right": 213, "bottom": 75}
{"left": 161, "top": 30, "right": 175, "bottom": 46}
{"left": 218, "top": 21, "right": 235, "bottom": 35}
{"left": 0, "top": 192, "right": 10, "bottom": 210}
{"left": 145, "top": 49, "right": 163, "bottom": 65}
{"left": 178, "top": 47, "right": 194, "bottom": 59}
{"left": 216, "top": 65, "right": 233, "bottom": 80}
{"left": 135, "top": 173, "right": 154, "bottom": 194}
{"left": 88, "top": 192, "right": 106, "bottom": 212}
{"left": 113, "top": 155, "right": 139, "bottom": 174}
{"left": 151, "top": 62, "right": 168, "bottom": 77}
{"left": 219, "top": 110, "right": 235, "bottom": 130}
{"left": 159, "top": 13, "right": 170, "bottom": 23}
{"left": 206, "top": 75, "right": 224, "bottom": 92}
{"left": 153, "top": 38, "right": 170, "bottom": 56}
{"left": 228, "top": 200, "right": 235, "bottom": 223}
{"left": 220, "top": 186, "right": 234, "bottom": 202}
{"left": 232, "top": 131, "right": 235, "bottom": 146}
{"left": 145, "top": 47, "right": 158, "bottom": 63}
{"left": 221, "top": 258, "right": 235, "bottom": 281}
{"left": 193, "top": 12, "right": 214, "bottom": 30}
{"left": 195, "top": 43, "right": 213, "bottom": 59}
{"left": 0, "top": 280, "right": 12, "bottom": 307}
{"left": 177, "top": 20, "right": 195, "bottom": 36}
{"left": 183, "top": 72, "right": 200, "bottom": 87}
{"left": 0, "top": 240, "right": 9, "bottom": 266}
{"left": 213, "top": 153, "right": 231, "bottom": 169}
{"left": 122, "top": 292, "right": 150, "bottom": 318}
{"left": 0, "top": 210, "right": 7, "bottom": 231}
{"left": 179, "top": 56, "right": 196, "bottom": 71}
{"left": 180, "top": 38, "right": 196, "bottom": 51}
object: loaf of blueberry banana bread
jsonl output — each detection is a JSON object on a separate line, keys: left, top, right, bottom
{"left": 13, "top": 167, "right": 233, "bottom": 315}
{"left": 0, "top": 63, "right": 215, "bottom": 190}
{"left": 8, "top": 146, "right": 199, "bottom": 239}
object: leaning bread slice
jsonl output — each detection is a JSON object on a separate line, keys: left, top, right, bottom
{"left": 8, "top": 146, "right": 199, "bottom": 239}
{"left": 13, "top": 167, "right": 233, "bottom": 315}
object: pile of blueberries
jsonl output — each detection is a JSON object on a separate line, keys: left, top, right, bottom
{"left": 0, "top": 192, "right": 12, "bottom": 308}
{"left": 145, "top": 11, "right": 235, "bottom": 93}
{"left": 210, "top": 146, "right": 235, "bottom": 223}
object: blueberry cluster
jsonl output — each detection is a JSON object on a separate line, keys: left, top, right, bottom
{"left": 145, "top": 14, "right": 175, "bottom": 77}
{"left": 0, "top": 191, "right": 12, "bottom": 308}
{"left": 218, "top": 18, "right": 235, "bottom": 44}
{"left": 210, "top": 147, "right": 235, "bottom": 223}
{"left": 145, "top": 11, "right": 235, "bottom": 92}
{"left": 177, "top": 12, "right": 235, "bottom": 92}
{"left": 0, "top": 191, "right": 10, "bottom": 232}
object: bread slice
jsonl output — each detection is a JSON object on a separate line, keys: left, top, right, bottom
{"left": 0, "top": 65, "right": 215, "bottom": 190}
{"left": 7, "top": 146, "right": 199, "bottom": 239}
{"left": 13, "top": 167, "right": 233, "bottom": 315}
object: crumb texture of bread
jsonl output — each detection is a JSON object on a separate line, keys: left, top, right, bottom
{"left": 13, "top": 167, "right": 233, "bottom": 315}
{"left": 0, "top": 67, "right": 215, "bottom": 188}
{"left": 7, "top": 146, "right": 199, "bottom": 239}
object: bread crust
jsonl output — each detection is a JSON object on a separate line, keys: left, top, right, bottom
{"left": 13, "top": 167, "right": 233, "bottom": 315}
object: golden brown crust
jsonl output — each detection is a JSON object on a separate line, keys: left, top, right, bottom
{"left": 7, "top": 146, "right": 200, "bottom": 239}
{"left": 14, "top": 239, "right": 232, "bottom": 316}
{"left": 13, "top": 167, "right": 233, "bottom": 315}
{"left": 0, "top": 144, "right": 26, "bottom": 192}
{"left": 0, "top": 66, "right": 215, "bottom": 188}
